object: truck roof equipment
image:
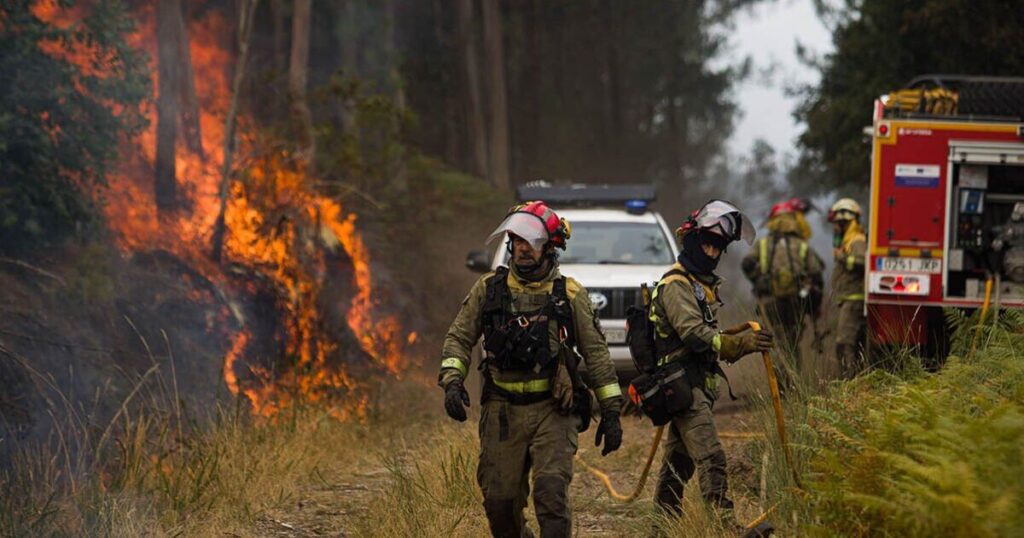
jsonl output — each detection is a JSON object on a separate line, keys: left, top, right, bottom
{"left": 883, "top": 74, "right": 1024, "bottom": 121}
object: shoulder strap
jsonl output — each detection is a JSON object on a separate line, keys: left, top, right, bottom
{"left": 779, "top": 236, "right": 806, "bottom": 280}
{"left": 551, "top": 277, "right": 575, "bottom": 347}
{"left": 657, "top": 267, "right": 714, "bottom": 324}
{"left": 482, "top": 267, "right": 511, "bottom": 333}
{"left": 758, "top": 238, "right": 769, "bottom": 274}
{"left": 483, "top": 267, "right": 510, "bottom": 310}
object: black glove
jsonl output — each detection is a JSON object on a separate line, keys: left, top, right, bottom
{"left": 444, "top": 379, "right": 471, "bottom": 422}
{"left": 594, "top": 410, "right": 622, "bottom": 456}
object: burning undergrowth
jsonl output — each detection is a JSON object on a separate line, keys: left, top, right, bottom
{"left": 24, "top": 1, "right": 419, "bottom": 421}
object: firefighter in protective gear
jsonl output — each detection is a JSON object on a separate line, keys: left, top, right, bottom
{"left": 828, "top": 198, "right": 867, "bottom": 377}
{"left": 741, "top": 200, "right": 824, "bottom": 384}
{"left": 649, "top": 200, "right": 774, "bottom": 523}
{"left": 439, "top": 201, "right": 623, "bottom": 538}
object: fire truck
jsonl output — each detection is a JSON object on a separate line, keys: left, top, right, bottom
{"left": 866, "top": 75, "right": 1024, "bottom": 355}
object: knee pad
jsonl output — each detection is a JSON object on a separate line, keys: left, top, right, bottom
{"left": 533, "top": 475, "right": 570, "bottom": 536}
{"left": 655, "top": 450, "right": 695, "bottom": 514}
{"left": 482, "top": 497, "right": 522, "bottom": 538}
{"left": 663, "top": 449, "right": 696, "bottom": 482}
{"left": 697, "top": 451, "right": 732, "bottom": 509}
{"left": 532, "top": 474, "right": 569, "bottom": 513}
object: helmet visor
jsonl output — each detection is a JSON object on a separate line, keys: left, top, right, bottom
{"left": 486, "top": 212, "right": 549, "bottom": 252}
{"left": 696, "top": 200, "right": 756, "bottom": 245}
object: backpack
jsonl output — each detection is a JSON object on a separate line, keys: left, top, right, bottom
{"left": 759, "top": 236, "right": 809, "bottom": 298}
{"left": 626, "top": 269, "right": 710, "bottom": 425}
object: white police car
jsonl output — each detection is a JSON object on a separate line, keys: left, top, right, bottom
{"left": 466, "top": 184, "right": 679, "bottom": 383}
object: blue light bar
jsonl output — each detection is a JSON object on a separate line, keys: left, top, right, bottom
{"left": 625, "top": 199, "right": 648, "bottom": 214}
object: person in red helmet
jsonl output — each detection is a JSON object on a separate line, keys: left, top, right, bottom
{"left": 439, "top": 201, "right": 623, "bottom": 538}
{"left": 741, "top": 200, "right": 824, "bottom": 387}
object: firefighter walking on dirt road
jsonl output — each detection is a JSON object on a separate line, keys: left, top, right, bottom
{"left": 741, "top": 199, "right": 824, "bottom": 387}
{"left": 438, "top": 201, "right": 624, "bottom": 538}
{"left": 828, "top": 198, "right": 867, "bottom": 377}
{"left": 648, "top": 200, "right": 774, "bottom": 530}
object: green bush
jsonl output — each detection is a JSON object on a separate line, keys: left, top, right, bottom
{"left": 0, "top": 1, "right": 148, "bottom": 252}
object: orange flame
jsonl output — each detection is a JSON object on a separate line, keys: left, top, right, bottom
{"left": 45, "top": 3, "right": 415, "bottom": 419}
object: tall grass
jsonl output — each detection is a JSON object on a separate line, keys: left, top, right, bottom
{"left": 351, "top": 427, "right": 492, "bottom": 537}
{"left": 0, "top": 330, "right": 397, "bottom": 538}
{"left": 756, "top": 309, "right": 1024, "bottom": 537}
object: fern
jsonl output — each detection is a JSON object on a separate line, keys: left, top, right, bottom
{"left": 786, "top": 312, "right": 1024, "bottom": 537}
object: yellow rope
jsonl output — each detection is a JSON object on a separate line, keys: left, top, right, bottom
{"left": 575, "top": 424, "right": 665, "bottom": 502}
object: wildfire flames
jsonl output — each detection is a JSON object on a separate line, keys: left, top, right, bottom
{"left": 36, "top": 2, "right": 415, "bottom": 419}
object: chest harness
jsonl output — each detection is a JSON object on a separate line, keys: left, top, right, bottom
{"left": 651, "top": 267, "right": 736, "bottom": 400}
{"left": 481, "top": 267, "right": 575, "bottom": 373}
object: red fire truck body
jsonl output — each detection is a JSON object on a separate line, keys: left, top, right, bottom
{"left": 867, "top": 102, "right": 1024, "bottom": 348}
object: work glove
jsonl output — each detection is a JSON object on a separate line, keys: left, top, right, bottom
{"left": 594, "top": 410, "right": 622, "bottom": 456}
{"left": 719, "top": 329, "right": 774, "bottom": 363}
{"left": 444, "top": 379, "right": 471, "bottom": 422}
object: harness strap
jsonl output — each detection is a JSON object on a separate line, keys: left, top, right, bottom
{"left": 551, "top": 276, "right": 575, "bottom": 348}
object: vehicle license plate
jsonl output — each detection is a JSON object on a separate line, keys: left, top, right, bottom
{"left": 875, "top": 257, "right": 941, "bottom": 273}
{"left": 604, "top": 328, "right": 627, "bottom": 344}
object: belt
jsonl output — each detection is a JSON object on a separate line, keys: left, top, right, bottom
{"left": 492, "top": 377, "right": 551, "bottom": 393}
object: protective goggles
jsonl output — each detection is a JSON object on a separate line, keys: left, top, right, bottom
{"left": 694, "top": 200, "right": 755, "bottom": 245}
{"left": 486, "top": 212, "right": 550, "bottom": 252}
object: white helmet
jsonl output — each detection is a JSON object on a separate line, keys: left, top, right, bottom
{"left": 828, "top": 198, "right": 862, "bottom": 222}
{"left": 676, "top": 199, "right": 755, "bottom": 246}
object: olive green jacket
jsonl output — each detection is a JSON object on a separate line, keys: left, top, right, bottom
{"left": 831, "top": 222, "right": 867, "bottom": 304}
{"left": 439, "top": 266, "right": 623, "bottom": 412}
{"left": 650, "top": 263, "right": 724, "bottom": 368}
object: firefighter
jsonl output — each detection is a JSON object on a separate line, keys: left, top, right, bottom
{"left": 828, "top": 198, "right": 867, "bottom": 377}
{"left": 741, "top": 199, "right": 824, "bottom": 385}
{"left": 438, "top": 201, "right": 623, "bottom": 538}
{"left": 649, "top": 200, "right": 774, "bottom": 527}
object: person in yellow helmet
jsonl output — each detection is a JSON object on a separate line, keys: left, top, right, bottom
{"left": 828, "top": 198, "right": 867, "bottom": 377}
{"left": 439, "top": 201, "right": 623, "bottom": 537}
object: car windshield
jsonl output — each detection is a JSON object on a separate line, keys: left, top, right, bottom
{"left": 559, "top": 222, "right": 674, "bottom": 265}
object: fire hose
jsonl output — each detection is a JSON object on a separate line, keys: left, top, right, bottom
{"left": 576, "top": 321, "right": 801, "bottom": 520}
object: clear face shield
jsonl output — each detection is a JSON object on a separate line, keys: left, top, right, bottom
{"left": 696, "top": 200, "right": 756, "bottom": 245}
{"left": 485, "top": 212, "right": 550, "bottom": 253}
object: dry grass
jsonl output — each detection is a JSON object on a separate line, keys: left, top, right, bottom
{"left": 0, "top": 366, "right": 438, "bottom": 537}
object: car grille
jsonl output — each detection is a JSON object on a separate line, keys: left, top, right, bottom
{"left": 587, "top": 288, "right": 642, "bottom": 319}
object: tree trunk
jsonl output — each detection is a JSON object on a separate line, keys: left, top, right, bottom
{"left": 456, "top": 0, "right": 487, "bottom": 178}
{"left": 176, "top": 2, "right": 203, "bottom": 158}
{"left": 335, "top": 0, "right": 359, "bottom": 137}
{"left": 433, "top": 0, "right": 460, "bottom": 166}
{"left": 289, "top": 0, "right": 315, "bottom": 170}
{"left": 385, "top": 0, "right": 407, "bottom": 191}
{"left": 211, "top": 0, "right": 259, "bottom": 262}
{"left": 517, "top": 0, "right": 541, "bottom": 182}
{"left": 270, "top": 0, "right": 288, "bottom": 75}
{"left": 481, "top": 0, "right": 510, "bottom": 189}
{"left": 155, "top": 0, "right": 181, "bottom": 212}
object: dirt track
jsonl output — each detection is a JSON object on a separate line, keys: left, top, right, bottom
{"left": 247, "top": 396, "right": 768, "bottom": 537}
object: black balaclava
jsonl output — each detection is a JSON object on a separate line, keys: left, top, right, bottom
{"left": 510, "top": 242, "right": 556, "bottom": 282}
{"left": 678, "top": 230, "right": 727, "bottom": 275}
